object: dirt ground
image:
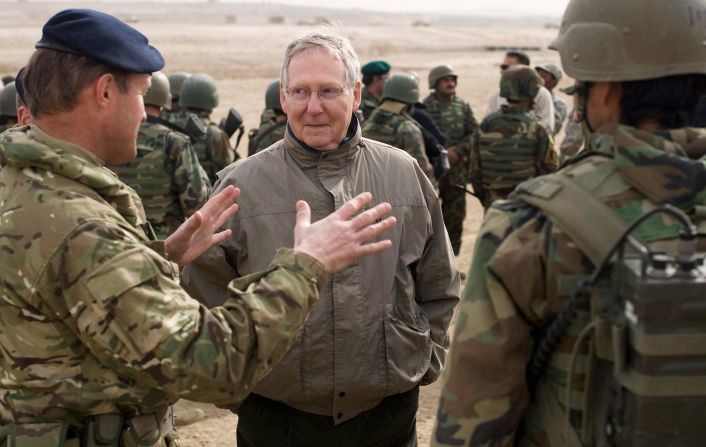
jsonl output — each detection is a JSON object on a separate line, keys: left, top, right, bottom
{"left": 0, "top": 4, "right": 571, "bottom": 445}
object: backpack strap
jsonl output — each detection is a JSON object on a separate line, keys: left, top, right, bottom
{"left": 510, "top": 167, "right": 628, "bottom": 267}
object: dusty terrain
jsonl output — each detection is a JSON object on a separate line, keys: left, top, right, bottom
{"left": 0, "top": 3, "right": 570, "bottom": 445}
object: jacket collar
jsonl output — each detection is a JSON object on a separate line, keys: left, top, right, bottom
{"left": 589, "top": 123, "right": 706, "bottom": 208}
{"left": 0, "top": 124, "right": 148, "bottom": 229}
{"left": 284, "top": 115, "right": 363, "bottom": 168}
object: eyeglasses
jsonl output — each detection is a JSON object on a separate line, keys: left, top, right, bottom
{"left": 285, "top": 86, "right": 349, "bottom": 102}
{"left": 500, "top": 64, "right": 510, "bottom": 71}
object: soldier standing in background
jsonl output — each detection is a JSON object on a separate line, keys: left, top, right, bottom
{"left": 423, "top": 64, "right": 478, "bottom": 255}
{"left": 433, "top": 0, "right": 706, "bottom": 445}
{"left": 359, "top": 60, "right": 391, "bottom": 121}
{"left": 173, "top": 73, "right": 237, "bottom": 183}
{"left": 470, "top": 65, "right": 556, "bottom": 209}
{"left": 362, "top": 72, "right": 433, "bottom": 178}
{"left": 0, "top": 9, "right": 397, "bottom": 447}
{"left": 535, "top": 63, "right": 567, "bottom": 136}
{"left": 109, "top": 71, "right": 211, "bottom": 239}
{"left": 486, "top": 51, "right": 555, "bottom": 131}
{"left": 247, "top": 79, "right": 287, "bottom": 156}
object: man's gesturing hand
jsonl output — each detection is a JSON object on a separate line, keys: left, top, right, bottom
{"left": 293, "top": 192, "right": 396, "bottom": 273}
{"left": 165, "top": 185, "right": 240, "bottom": 266}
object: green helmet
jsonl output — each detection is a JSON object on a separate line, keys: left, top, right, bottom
{"left": 168, "top": 72, "right": 190, "bottom": 100}
{"left": 428, "top": 65, "right": 457, "bottom": 90}
{"left": 179, "top": 73, "right": 219, "bottom": 111}
{"left": 499, "top": 66, "right": 543, "bottom": 102}
{"left": 265, "top": 79, "right": 282, "bottom": 111}
{"left": 0, "top": 81, "right": 17, "bottom": 118}
{"left": 382, "top": 73, "right": 419, "bottom": 104}
{"left": 550, "top": 0, "right": 706, "bottom": 82}
{"left": 144, "top": 71, "right": 171, "bottom": 110}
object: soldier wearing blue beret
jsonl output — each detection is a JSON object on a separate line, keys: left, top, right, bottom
{"left": 0, "top": 8, "right": 396, "bottom": 447}
{"left": 359, "top": 59, "right": 391, "bottom": 120}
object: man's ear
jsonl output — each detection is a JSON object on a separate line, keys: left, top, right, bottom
{"left": 94, "top": 73, "right": 116, "bottom": 109}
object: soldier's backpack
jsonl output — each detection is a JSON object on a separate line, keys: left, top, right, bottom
{"left": 510, "top": 162, "right": 706, "bottom": 447}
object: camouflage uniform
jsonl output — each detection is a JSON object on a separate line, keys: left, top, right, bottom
{"left": 471, "top": 104, "right": 556, "bottom": 208}
{"left": 248, "top": 119, "right": 287, "bottom": 155}
{"left": 359, "top": 86, "right": 380, "bottom": 121}
{"left": 172, "top": 110, "right": 237, "bottom": 184}
{"left": 0, "top": 125, "right": 329, "bottom": 438}
{"left": 432, "top": 124, "right": 706, "bottom": 447}
{"left": 362, "top": 101, "right": 432, "bottom": 177}
{"left": 108, "top": 119, "right": 211, "bottom": 239}
{"left": 422, "top": 92, "right": 478, "bottom": 255}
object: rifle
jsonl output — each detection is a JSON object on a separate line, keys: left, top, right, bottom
{"left": 219, "top": 108, "right": 245, "bottom": 148}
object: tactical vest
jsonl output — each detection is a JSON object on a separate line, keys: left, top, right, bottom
{"left": 511, "top": 157, "right": 706, "bottom": 447}
{"left": 171, "top": 113, "right": 217, "bottom": 182}
{"left": 109, "top": 124, "right": 182, "bottom": 239}
{"left": 477, "top": 111, "right": 541, "bottom": 192}
{"left": 247, "top": 120, "right": 286, "bottom": 156}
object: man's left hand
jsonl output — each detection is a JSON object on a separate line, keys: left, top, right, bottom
{"left": 165, "top": 186, "right": 240, "bottom": 266}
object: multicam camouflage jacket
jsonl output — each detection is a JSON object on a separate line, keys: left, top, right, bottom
{"left": 248, "top": 119, "right": 286, "bottom": 156}
{"left": 471, "top": 104, "right": 557, "bottom": 206}
{"left": 109, "top": 120, "right": 210, "bottom": 239}
{"left": 0, "top": 125, "right": 329, "bottom": 427}
{"left": 432, "top": 124, "right": 706, "bottom": 447}
{"left": 359, "top": 86, "right": 380, "bottom": 121}
{"left": 172, "top": 111, "right": 238, "bottom": 184}
{"left": 362, "top": 100, "right": 432, "bottom": 177}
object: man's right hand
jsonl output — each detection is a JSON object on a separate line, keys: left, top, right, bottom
{"left": 293, "top": 192, "right": 396, "bottom": 273}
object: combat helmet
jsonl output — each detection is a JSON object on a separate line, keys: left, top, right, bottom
{"left": 499, "top": 66, "right": 543, "bottom": 102}
{"left": 265, "top": 79, "right": 282, "bottom": 111}
{"left": 550, "top": 0, "right": 706, "bottom": 82}
{"left": 382, "top": 73, "right": 419, "bottom": 105}
{"left": 168, "top": 72, "right": 190, "bottom": 101}
{"left": 0, "top": 81, "right": 17, "bottom": 118}
{"left": 428, "top": 65, "right": 457, "bottom": 90}
{"left": 180, "top": 73, "right": 219, "bottom": 110}
{"left": 144, "top": 71, "right": 171, "bottom": 110}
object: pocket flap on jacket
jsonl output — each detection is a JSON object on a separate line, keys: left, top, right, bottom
{"left": 86, "top": 248, "right": 160, "bottom": 302}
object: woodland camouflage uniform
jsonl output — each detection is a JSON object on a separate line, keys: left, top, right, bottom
{"left": 433, "top": 125, "right": 706, "bottom": 447}
{"left": 433, "top": 0, "right": 706, "bottom": 445}
{"left": 0, "top": 125, "right": 329, "bottom": 442}
{"left": 422, "top": 85, "right": 478, "bottom": 255}
{"left": 109, "top": 119, "right": 211, "bottom": 239}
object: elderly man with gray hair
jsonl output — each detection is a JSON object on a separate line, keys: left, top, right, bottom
{"left": 183, "top": 29, "right": 460, "bottom": 446}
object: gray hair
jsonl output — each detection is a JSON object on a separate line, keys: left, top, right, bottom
{"left": 280, "top": 29, "right": 361, "bottom": 89}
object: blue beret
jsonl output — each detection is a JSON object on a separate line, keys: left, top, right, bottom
{"left": 36, "top": 9, "right": 164, "bottom": 74}
{"left": 361, "top": 60, "right": 391, "bottom": 77}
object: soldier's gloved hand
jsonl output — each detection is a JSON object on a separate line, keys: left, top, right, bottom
{"left": 293, "top": 192, "right": 397, "bottom": 273}
{"left": 165, "top": 185, "right": 239, "bottom": 266}
{"left": 434, "top": 149, "right": 451, "bottom": 180}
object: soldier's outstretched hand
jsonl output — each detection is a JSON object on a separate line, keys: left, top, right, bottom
{"left": 293, "top": 192, "right": 396, "bottom": 273}
{"left": 165, "top": 185, "right": 240, "bottom": 266}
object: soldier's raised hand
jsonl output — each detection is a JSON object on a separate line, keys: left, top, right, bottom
{"left": 165, "top": 185, "right": 239, "bottom": 266}
{"left": 293, "top": 192, "right": 396, "bottom": 273}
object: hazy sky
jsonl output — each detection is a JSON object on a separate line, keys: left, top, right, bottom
{"left": 258, "top": 0, "right": 571, "bottom": 16}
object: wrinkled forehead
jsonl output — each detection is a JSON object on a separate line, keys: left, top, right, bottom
{"left": 287, "top": 47, "right": 347, "bottom": 84}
